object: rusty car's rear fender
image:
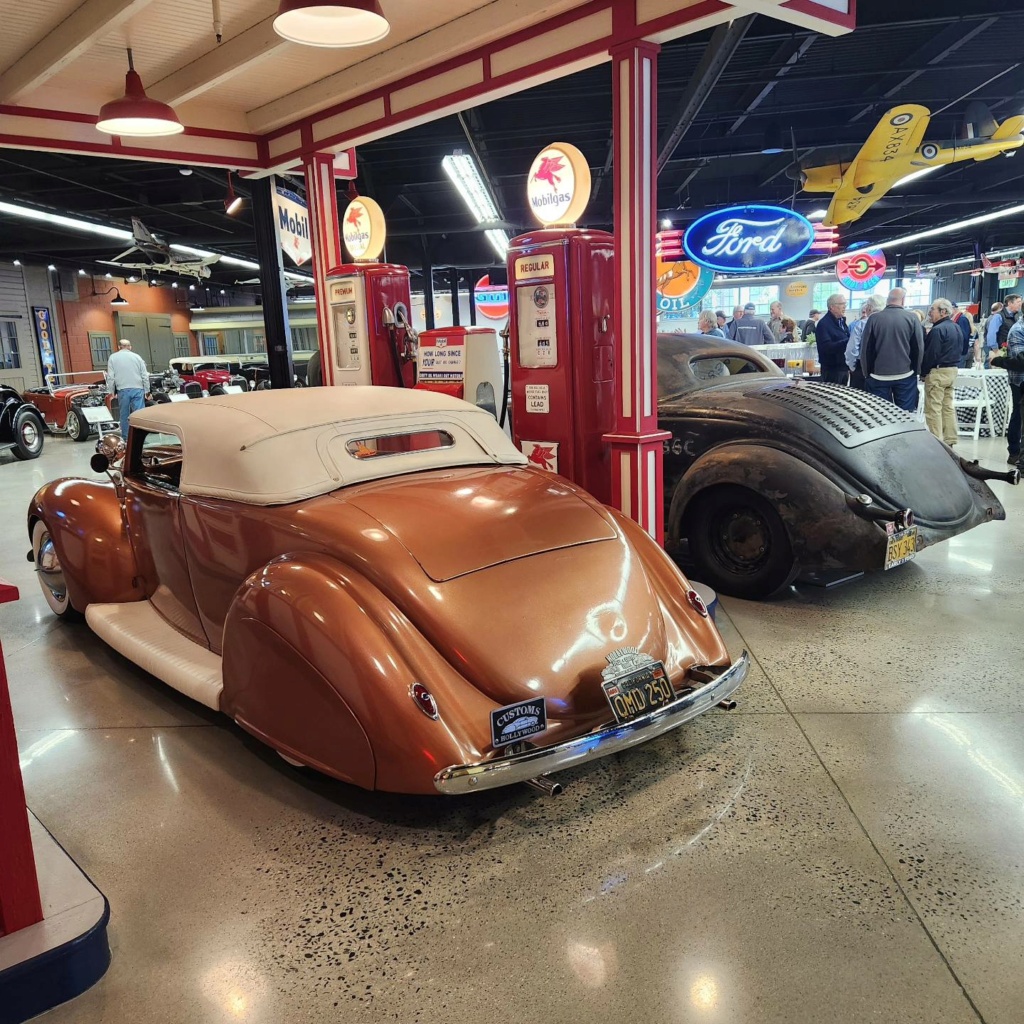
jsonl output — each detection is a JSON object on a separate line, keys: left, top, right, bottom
{"left": 667, "top": 444, "right": 887, "bottom": 572}
{"left": 220, "top": 553, "right": 499, "bottom": 795}
{"left": 28, "top": 479, "right": 143, "bottom": 611}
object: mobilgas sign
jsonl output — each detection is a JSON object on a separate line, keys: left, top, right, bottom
{"left": 275, "top": 185, "right": 311, "bottom": 266}
{"left": 683, "top": 205, "right": 814, "bottom": 274}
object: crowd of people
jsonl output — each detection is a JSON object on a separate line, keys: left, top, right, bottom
{"left": 694, "top": 289, "right": 1023, "bottom": 468}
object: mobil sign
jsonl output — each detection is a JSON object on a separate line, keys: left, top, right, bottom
{"left": 684, "top": 204, "right": 814, "bottom": 274}
{"left": 474, "top": 275, "right": 509, "bottom": 320}
{"left": 275, "top": 184, "right": 312, "bottom": 266}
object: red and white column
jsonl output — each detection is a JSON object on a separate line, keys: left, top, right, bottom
{"left": 302, "top": 152, "right": 344, "bottom": 385}
{"left": 604, "top": 39, "right": 670, "bottom": 541}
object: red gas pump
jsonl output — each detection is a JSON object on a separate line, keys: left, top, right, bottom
{"left": 506, "top": 227, "right": 616, "bottom": 505}
{"left": 322, "top": 263, "right": 416, "bottom": 387}
{"left": 321, "top": 195, "right": 418, "bottom": 388}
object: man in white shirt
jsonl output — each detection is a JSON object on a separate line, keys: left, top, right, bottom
{"left": 106, "top": 338, "right": 149, "bottom": 437}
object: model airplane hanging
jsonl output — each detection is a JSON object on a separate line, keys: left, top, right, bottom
{"left": 954, "top": 253, "right": 1024, "bottom": 277}
{"left": 797, "top": 102, "right": 1024, "bottom": 227}
{"left": 99, "top": 217, "right": 221, "bottom": 279}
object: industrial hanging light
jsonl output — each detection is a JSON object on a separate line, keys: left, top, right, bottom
{"left": 96, "top": 49, "right": 184, "bottom": 137}
{"left": 93, "top": 284, "right": 130, "bottom": 307}
{"left": 273, "top": 1, "right": 390, "bottom": 48}
{"left": 224, "top": 172, "right": 244, "bottom": 215}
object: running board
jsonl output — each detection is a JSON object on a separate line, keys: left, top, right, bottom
{"left": 85, "top": 602, "right": 223, "bottom": 710}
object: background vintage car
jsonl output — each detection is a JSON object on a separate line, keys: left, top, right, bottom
{"left": 27, "top": 387, "right": 745, "bottom": 795}
{"left": 0, "top": 385, "right": 45, "bottom": 460}
{"left": 657, "top": 334, "right": 1013, "bottom": 599}
{"left": 22, "top": 371, "right": 116, "bottom": 442}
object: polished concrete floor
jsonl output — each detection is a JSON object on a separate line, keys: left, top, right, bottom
{"left": 1, "top": 434, "right": 1022, "bottom": 1023}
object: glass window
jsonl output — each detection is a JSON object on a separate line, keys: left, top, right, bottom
{"left": 345, "top": 430, "right": 455, "bottom": 460}
{"left": 292, "top": 326, "right": 318, "bottom": 352}
{"left": 132, "top": 430, "right": 183, "bottom": 489}
{"left": 88, "top": 332, "right": 112, "bottom": 370}
{"left": 811, "top": 277, "right": 933, "bottom": 314}
{"left": 173, "top": 333, "right": 191, "bottom": 357}
{"left": 704, "top": 285, "right": 779, "bottom": 317}
{"left": 1, "top": 321, "right": 22, "bottom": 369}
{"left": 201, "top": 332, "right": 220, "bottom": 355}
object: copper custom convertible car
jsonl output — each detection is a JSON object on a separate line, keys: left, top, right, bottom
{"left": 28, "top": 388, "right": 746, "bottom": 795}
{"left": 658, "top": 335, "right": 1015, "bottom": 598}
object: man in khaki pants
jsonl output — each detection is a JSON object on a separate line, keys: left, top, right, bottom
{"left": 922, "top": 298, "right": 964, "bottom": 445}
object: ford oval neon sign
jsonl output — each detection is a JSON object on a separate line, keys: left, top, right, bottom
{"left": 683, "top": 205, "right": 814, "bottom": 274}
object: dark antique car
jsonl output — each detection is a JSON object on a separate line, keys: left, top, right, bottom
{"left": 27, "top": 388, "right": 746, "bottom": 795}
{"left": 658, "top": 334, "right": 1015, "bottom": 599}
{"left": 22, "top": 371, "right": 116, "bottom": 442}
{"left": 0, "top": 385, "right": 45, "bottom": 460}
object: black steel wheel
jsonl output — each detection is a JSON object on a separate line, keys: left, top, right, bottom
{"left": 11, "top": 411, "right": 44, "bottom": 460}
{"left": 686, "top": 485, "right": 797, "bottom": 599}
{"left": 66, "top": 408, "right": 90, "bottom": 442}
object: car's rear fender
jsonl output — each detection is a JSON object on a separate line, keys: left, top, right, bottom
{"left": 667, "top": 444, "right": 886, "bottom": 571}
{"left": 28, "top": 480, "right": 143, "bottom": 610}
{"left": 220, "top": 553, "right": 498, "bottom": 795}
{"left": 605, "top": 508, "right": 731, "bottom": 668}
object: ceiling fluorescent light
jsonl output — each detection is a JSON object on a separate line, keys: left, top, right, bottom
{"left": 485, "top": 229, "right": 510, "bottom": 259}
{"left": 443, "top": 153, "right": 501, "bottom": 223}
{"left": 273, "top": 0, "right": 390, "bottom": 48}
{"left": 0, "top": 201, "right": 132, "bottom": 241}
{"left": 96, "top": 49, "right": 184, "bottom": 137}
{"left": 788, "top": 203, "right": 1024, "bottom": 272}
{"left": 893, "top": 166, "right": 940, "bottom": 188}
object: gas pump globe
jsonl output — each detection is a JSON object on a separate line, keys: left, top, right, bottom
{"left": 323, "top": 195, "right": 416, "bottom": 387}
{"left": 506, "top": 142, "right": 617, "bottom": 505}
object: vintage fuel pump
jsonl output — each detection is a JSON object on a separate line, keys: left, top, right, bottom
{"left": 322, "top": 196, "right": 417, "bottom": 387}
{"left": 506, "top": 142, "right": 616, "bottom": 505}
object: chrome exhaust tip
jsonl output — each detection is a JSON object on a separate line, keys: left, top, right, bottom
{"left": 524, "top": 774, "right": 563, "bottom": 797}
{"left": 717, "top": 698, "right": 738, "bottom": 710}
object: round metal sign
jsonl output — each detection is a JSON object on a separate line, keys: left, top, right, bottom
{"left": 656, "top": 259, "right": 714, "bottom": 314}
{"left": 836, "top": 249, "right": 887, "bottom": 291}
{"left": 526, "top": 142, "right": 591, "bottom": 227}
{"left": 342, "top": 196, "right": 387, "bottom": 262}
{"left": 683, "top": 204, "right": 814, "bottom": 274}
{"left": 474, "top": 275, "right": 509, "bottom": 320}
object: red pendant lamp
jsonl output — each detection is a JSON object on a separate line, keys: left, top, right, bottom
{"left": 96, "top": 49, "right": 184, "bottom": 137}
{"left": 273, "top": 1, "right": 390, "bottom": 48}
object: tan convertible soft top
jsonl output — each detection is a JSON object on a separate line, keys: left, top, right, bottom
{"left": 129, "top": 386, "right": 527, "bottom": 505}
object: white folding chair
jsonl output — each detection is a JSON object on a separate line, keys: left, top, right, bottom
{"left": 952, "top": 370, "right": 996, "bottom": 441}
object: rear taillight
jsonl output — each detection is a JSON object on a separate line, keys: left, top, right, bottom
{"left": 687, "top": 589, "right": 709, "bottom": 617}
{"left": 410, "top": 683, "right": 439, "bottom": 720}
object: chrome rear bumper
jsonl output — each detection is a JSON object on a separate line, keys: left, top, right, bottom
{"left": 433, "top": 652, "right": 749, "bottom": 795}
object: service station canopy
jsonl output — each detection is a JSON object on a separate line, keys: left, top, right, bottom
{"left": 0, "top": 0, "right": 853, "bottom": 175}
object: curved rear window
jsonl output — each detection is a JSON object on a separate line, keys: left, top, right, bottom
{"left": 345, "top": 429, "right": 455, "bottom": 460}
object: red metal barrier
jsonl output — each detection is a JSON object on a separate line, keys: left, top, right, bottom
{"left": 0, "top": 580, "right": 42, "bottom": 937}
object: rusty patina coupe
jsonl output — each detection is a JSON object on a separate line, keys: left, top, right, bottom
{"left": 27, "top": 388, "right": 745, "bottom": 795}
{"left": 658, "top": 334, "right": 1016, "bottom": 599}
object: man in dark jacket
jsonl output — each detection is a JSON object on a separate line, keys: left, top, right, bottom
{"left": 996, "top": 293, "right": 1021, "bottom": 349}
{"left": 860, "top": 287, "right": 924, "bottom": 411}
{"left": 815, "top": 294, "right": 850, "bottom": 384}
{"left": 922, "top": 297, "right": 963, "bottom": 445}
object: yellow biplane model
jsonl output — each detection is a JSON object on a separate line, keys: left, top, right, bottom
{"left": 800, "top": 103, "right": 1024, "bottom": 227}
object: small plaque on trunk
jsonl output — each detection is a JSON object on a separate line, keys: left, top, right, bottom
{"left": 491, "top": 699, "right": 547, "bottom": 748}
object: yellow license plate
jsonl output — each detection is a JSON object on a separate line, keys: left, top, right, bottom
{"left": 884, "top": 526, "right": 918, "bottom": 570}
